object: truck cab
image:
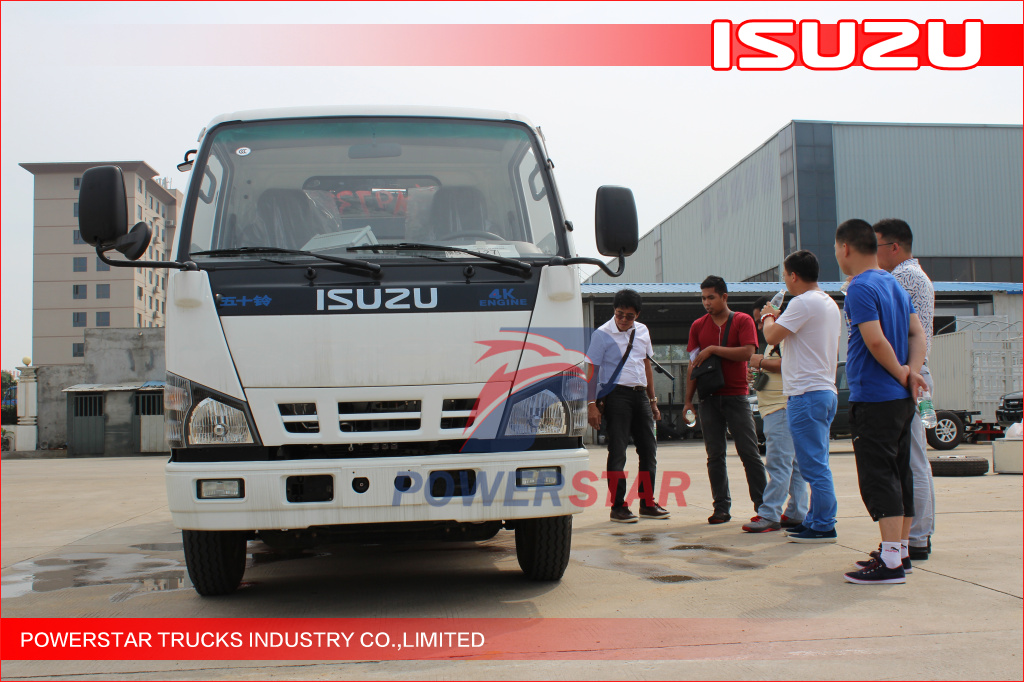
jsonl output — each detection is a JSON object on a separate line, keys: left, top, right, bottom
{"left": 77, "top": 107, "right": 638, "bottom": 594}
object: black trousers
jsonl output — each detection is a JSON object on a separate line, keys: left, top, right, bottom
{"left": 850, "top": 398, "right": 916, "bottom": 521}
{"left": 699, "top": 394, "right": 767, "bottom": 515}
{"left": 604, "top": 385, "right": 658, "bottom": 508}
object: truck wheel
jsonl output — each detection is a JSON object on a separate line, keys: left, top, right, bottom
{"left": 929, "top": 455, "right": 989, "bottom": 477}
{"left": 927, "top": 411, "right": 964, "bottom": 450}
{"left": 515, "top": 515, "right": 572, "bottom": 581}
{"left": 182, "top": 530, "right": 247, "bottom": 596}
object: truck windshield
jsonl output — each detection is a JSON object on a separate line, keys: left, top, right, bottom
{"left": 184, "top": 117, "right": 563, "bottom": 262}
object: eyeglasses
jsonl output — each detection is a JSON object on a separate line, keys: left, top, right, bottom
{"left": 877, "top": 242, "right": 898, "bottom": 249}
{"left": 614, "top": 311, "right": 637, "bottom": 321}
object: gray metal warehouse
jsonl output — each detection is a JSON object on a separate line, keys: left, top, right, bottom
{"left": 582, "top": 120, "right": 1023, "bottom": 433}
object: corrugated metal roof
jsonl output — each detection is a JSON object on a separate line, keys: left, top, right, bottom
{"left": 63, "top": 381, "right": 165, "bottom": 393}
{"left": 582, "top": 282, "right": 1023, "bottom": 295}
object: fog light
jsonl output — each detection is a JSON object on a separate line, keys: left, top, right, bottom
{"left": 516, "top": 467, "right": 562, "bottom": 487}
{"left": 197, "top": 479, "right": 244, "bottom": 499}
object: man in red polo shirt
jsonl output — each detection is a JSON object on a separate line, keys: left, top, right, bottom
{"left": 684, "top": 276, "right": 767, "bottom": 524}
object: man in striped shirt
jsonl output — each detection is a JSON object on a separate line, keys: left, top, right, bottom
{"left": 875, "top": 218, "right": 936, "bottom": 561}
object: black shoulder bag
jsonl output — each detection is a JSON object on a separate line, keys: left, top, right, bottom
{"left": 595, "top": 329, "right": 636, "bottom": 414}
{"left": 691, "top": 313, "right": 734, "bottom": 399}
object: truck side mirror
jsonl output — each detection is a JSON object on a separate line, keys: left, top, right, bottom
{"left": 79, "top": 166, "right": 129, "bottom": 245}
{"left": 594, "top": 186, "right": 638, "bottom": 257}
{"left": 78, "top": 165, "right": 153, "bottom": 261}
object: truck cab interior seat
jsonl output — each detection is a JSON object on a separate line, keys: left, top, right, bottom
{"left": 430, "top": 186, "right": 492, "bottom": 239}
{"left": 255, "top": 189, "right": 326, "bottom": 250}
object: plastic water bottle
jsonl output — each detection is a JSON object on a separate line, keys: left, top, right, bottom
{"left": 684, "top": 409, "right": 697, "bottom": 428}
{"left": 918, "top": 391, "right": 937, "bottom": 429}
{"left": 769, "top": 289, "right": 786, "bottom": 310}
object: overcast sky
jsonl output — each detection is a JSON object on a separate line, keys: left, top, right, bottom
{"left": 2, "top": 1, "right": 1021, "bottom": 371}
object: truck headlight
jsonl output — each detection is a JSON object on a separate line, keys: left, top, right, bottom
{"left": 505, "top": 389, "right": 566, "bottom": 436}
{"left": 189, "top": 398, "right": 254, "bottom": 445}
{"left": 165, "top": 372, "right": 260, "bottom": 447}
{"left": 502, "top": 366, "right": 588, "bottom": 438}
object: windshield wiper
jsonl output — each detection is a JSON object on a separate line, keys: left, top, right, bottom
{"left": 348, "top": 242, "right": 531, "bottom": 274}
{"left": 190, "top": 247, "right": 381, "bottom": 274}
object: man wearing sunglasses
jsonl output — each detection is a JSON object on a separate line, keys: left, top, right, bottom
{"left": 587, "top": 289, "right": 669, "bottom": 523}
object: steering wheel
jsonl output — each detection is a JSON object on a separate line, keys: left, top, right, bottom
{"left": 436, "top": 230, "right": 505, "bottom": 241}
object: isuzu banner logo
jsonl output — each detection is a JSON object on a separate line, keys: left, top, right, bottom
{"left": 712, "top": 20, "right": 983, "bottom": 71}
{"left": 316, "top": 287, "right": 438, "bottom": 311}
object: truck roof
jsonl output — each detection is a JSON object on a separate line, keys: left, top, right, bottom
{"left": 200, "top": 106, "right": 536, "bottom": 138}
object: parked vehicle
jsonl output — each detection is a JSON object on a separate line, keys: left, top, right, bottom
{"left": 77, "top": 107, "right": 639, "bottom": 595}
{"left": 996, "top": 390, "right": 1023, "bottom": 428}
{"left": 928, "top": 318, "right": 1023, "bottom": 447}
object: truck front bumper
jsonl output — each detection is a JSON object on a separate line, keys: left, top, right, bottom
{"left": 166, "top": 448, "right": 590, "bottom": 530}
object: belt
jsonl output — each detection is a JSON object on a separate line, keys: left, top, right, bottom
{"left": 614, "top": 384, "right": 648, "bottom": 392}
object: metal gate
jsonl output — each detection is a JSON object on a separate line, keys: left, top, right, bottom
{"left": 68, "top": 393, "right": 105, "bottom": 455}
{"left": 133, "top": 392, "right": 166, "bottom": 452}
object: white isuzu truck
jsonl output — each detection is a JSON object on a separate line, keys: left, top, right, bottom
{"left": 77, "top": 107, "right": 637, "bottom": 595}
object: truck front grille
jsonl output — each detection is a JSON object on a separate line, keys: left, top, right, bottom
{"left": 279, "top": 403, "right": 319, "bottom": 433}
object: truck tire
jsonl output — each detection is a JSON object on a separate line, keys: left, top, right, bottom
{"left": 515, "top": 515, "right": 572, "bottom": 581}
{"left": 182, "top": 530, "right": 247, "bottom": 596}
{"left": 927, "top": 411, "right": 964, "bottom": 450}
{"left": 929, "top": 455, "right": 989, "bottom": 477}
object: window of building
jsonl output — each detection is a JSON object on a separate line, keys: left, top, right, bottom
{"left": 96, "top": 283, "right": 110, "bottom": 299}
{"left": 72, "top": 343, "right": 85, "bottom": 358}
{"left": 74, "top": 177, "right": 81, "bottom": 190}
{"left": 137, "top": 313, "right": 142, "bottom": 327}
{"left": 73, "top": 229, "right": 86, "bottom": 245}
{"left": 161, "top": 205, "right": 166, "bottom": 218}
{"left": 161, "top": 276, "right": 166, "bottom": 289}
{"left": 137, "top": 205, "right": 143, "bottom": 220}
{"left": 148, "top": 270, "right": 154, "bottom": 284}
{"left": 73, "top": 285, "right": 87, "bottom": 299}
{"left": 96, "top": 311, "right": 110, "bottom": 327}
{"left": 72, "top": 312, "right": 87, "bottom": 327}
{"left": 149, "top": 196, "right": 154, "bottom": 209}
{"left": 161, "top": 227, "right": 166, "bottom": 241}
{"left": 73, "top": 202, "right": 80, "bottom": 218}
{"left": 161, "top": 300, "right": 166, "bottom": 313}
{"left": 96, "top": 257, "right": 110, "bottom": 272}
{"left": 148, "top": 296, "right": 153, "bottom": 309}
{"left": 73, "top": 256, "right": 87, "bottom": 272}
{"left": 137, "top": 286, "right": 143, "bottom": 300}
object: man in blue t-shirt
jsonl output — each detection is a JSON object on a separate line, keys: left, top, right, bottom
{"left": 834, "top": 219, "right": 927, "bottom": 586}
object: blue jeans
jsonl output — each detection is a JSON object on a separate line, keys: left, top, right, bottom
{"left": 787, "top": 390, "right": 838, "bottom": 532}
{"left": 757, "top": 408, "right": 808, "bottom": 523}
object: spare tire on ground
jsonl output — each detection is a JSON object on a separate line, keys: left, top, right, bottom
{"left": 929, "top": 455, "right": 989, "bottom": 477}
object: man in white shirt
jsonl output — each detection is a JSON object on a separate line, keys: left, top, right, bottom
{"left": 586, "top": 289, "right": 668, "bottom": 523}
{"left": 761, "top": 250, "right": 843, "bottom": 544}
{"left": 875, "top": 218, "right": 936, "bottom": 561}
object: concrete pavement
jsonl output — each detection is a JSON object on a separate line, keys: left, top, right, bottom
{"left": 2, "top": 441, "right": 1021, "bottom": 680}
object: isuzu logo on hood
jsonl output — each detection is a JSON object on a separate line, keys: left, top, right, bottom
{"left": 316, "top": 287, "right": 438, "bottom": 311}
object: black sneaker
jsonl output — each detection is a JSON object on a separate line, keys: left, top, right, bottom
{"left": 707, "top": 512, "right": 731, "bottom": 525}
{"left": 639, "top": 503, "right": 670, "bottom": 519}
{"left": 844, "top": 559, "right": 906, "bottom": 584}
{"left": 909, "top": 537, "right": 931, "bottom": 561}
{"left": 610, "top": 506, "right": 638, "bottom": 523}
{"left": 784, "top": 523, "right": 807, "bottom": 535}
{"left": 857, "top": 554, "right": 912, "bottom": 574}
